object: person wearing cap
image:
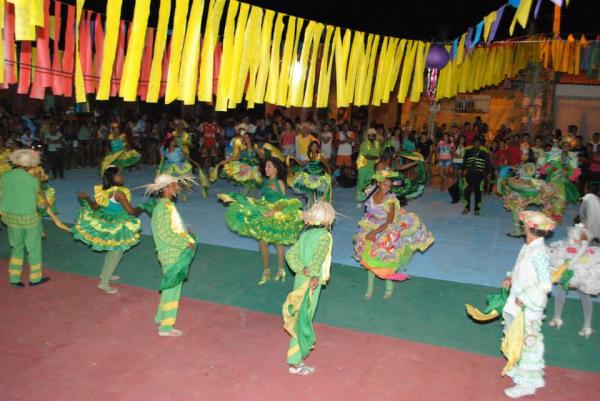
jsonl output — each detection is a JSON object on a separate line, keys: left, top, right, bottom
{"left": 547, "top": 194, "right": 600, "bottom": 339}
{"left": 356, "top": 128, "right": 382, "bottom": 205}
{"left": 461, "top": 135, "right": 493, "bottom": 216}
{"left": 147, "top": 174, "right": 197, "bottom": 337}
{"left": 0, "top": 149, "right": 50, "bottom": 287}
{"left": 73, "top": 166, "right": 150, "bottom": 294}
{"left": 100, "top": 122, "right": 141, "bottom": 175}
{"left": 354, "top": 169, "right": 434, "bottom": 300}
{"left": 501, "top": 211, "right": 555, "bottom": 398}
{"left": 283, "top": 201, "right": 335, "bottom": 375}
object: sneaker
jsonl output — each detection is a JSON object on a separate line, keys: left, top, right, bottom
{"left": 29, "top": 277, "right": 51, "bottom": 286}
{"left": 504, "top": 385, "right": 536, "bottom": 399}
{"left": 159, "top": 328, "right": 184, "bottom": 337}
{"left": 289, "top": 364, "right": 315, "bottom": 375}
{"left": 10, "top": 282, "right": 25, "bottom": 287}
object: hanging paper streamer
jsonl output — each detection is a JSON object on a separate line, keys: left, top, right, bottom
{"left": 243, "top": 6, "right": 265, "bottom": 109}
{"left": 61, "top": 4, "right": 75, "bottom": 97}
{"left": 3, "top": 2, "right": 17, "bottom": 85}
{"left": 93, "top": 13, "right": 104, "bottom": 90}
{"left": 178, "top": 0, "right": 205, "bottom": 105}
{"left": 138, "top": 27, "right": 153, "bottom": 100}
{"left": 81, "top": 10, "right": 94, "bottom": 93}
{"left": 197, "top": 0, "right": 226, "bottom": 102}
{"left": 302, "top": 23, "right": 324, "bottom": 108}
{"left": 277, "top": 15, "right": 297, "bottom": 106}
{"left": 110, "top": 20, "right": 126, "bottom": 97}
{"left": 146, "top": 0, "right": 171, "bottom": 103}
{"left": 74, "top": 0, "right": 86, "bottom": 103}
{"left": 165, "top": 0, "right": 190, "bottom": 104}
{"left": 315, "top": 25, "right": 334, "bottom": 108}
{"left": 51, "top": 0, "right": 63, "bottom": 95}
{"left": 120, "top": 0, "right": 151, "bottom": 101}
{"left": 264, "top": 13, "right": 284, "bottom": 105}
{"left": 17, "top": 40, "right": 31, "bottom": 94}
{"left": 214, "top": 0, "right": 239, "bottom": 111}
{"left": 34, "top": 0, "right": 51, "bottom": 89}
{"left": 96, "top": 0, "right": 122, "bottom": 100}
{"left": 250, "top": 9, "right": 274, "bottom": 105}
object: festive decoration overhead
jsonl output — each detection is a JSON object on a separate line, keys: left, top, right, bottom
{"left": 0, "top": 0, "right": 595, "bottom": 109}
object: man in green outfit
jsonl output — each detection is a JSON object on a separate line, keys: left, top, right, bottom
{"left": 0, "top": 149, "right": 50, "bottom": 287}
{"left": 283, "top": 201, "right": 335, "bottom": 375}
{"left": 356, "top": 128, "right": 382, "bottom": 206}
{"left": 145, "top": 174, "right": 197, "bottom": 337}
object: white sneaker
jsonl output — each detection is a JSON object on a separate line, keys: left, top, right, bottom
{"left": 97, "top": 284, "right": 118, "bottom": 294}
{"left": 504, "top": 385, "right": 536, "bottom": 398}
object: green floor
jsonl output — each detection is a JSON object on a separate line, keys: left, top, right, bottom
{"left": 2, "top": 221, "right": 598, "bottom": 372}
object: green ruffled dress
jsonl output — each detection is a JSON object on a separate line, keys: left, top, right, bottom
{"left": 71, "top": 188, "right": 142, "bottom": 252}
{"left": 221, "top": 148, "right": 263, "bottom": 186}
{"left": 222, "top": 178, "right": 303, "bottom": 245}
{"left": 291, "top": 158, "right": 332, "bottom": 201}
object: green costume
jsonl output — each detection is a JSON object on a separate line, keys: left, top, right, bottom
{"left": 290, "top": 155, "right": 332, "bottom": 204}
{"left": 356, "top": 139, "right": 381, "bottom": 202}
{"left": 283, "top": 227, "right": 333, "bottom": 365}
{"left": 152, "top": 198, "right": 197, "bottom": 333}
{"left": 0, "top": 168, "right": 43, "bottom": 284}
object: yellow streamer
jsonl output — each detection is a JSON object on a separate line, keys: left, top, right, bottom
{"left": 315, "top": 25, "right": 334, "bottom": 108}
{"left": 146, "top": 0, "right": 171, "bottom": 103}
{"left": 409, "top": 41, "right": 428, "bottom": 103}
{"left": 456, "top": 33, "right": 466, "bottom": 65}
{"left": 371, "top": 37, "right": 388, "bottom": 106}
{"left": 354, "top": 34, "right": 372, "bottom": 106}
{"left": 345, "top": 31, "right": 364, "bottom": 105}
{"left": 289, "top": 21, "right": 314, "bottom": 107}
{"left": 334, "top": 28, "right": 352, "bottom": 107}
{"left": 0, "top": 0, "right": 5, "bottom": 31}
{"left": 302, "top": 23, "right": 324, "bottom": 108}
{"left": 178, "top": 0, "right": 205, "bottom": 105}
{"left": 241, "top": 6, "right": 263, "bottom": 108}
{"left": 384, "top": 39, "right": 405, "bottom": 103}
{"left": 74, "top": 0, "right": 86, "bottom": 103}
{"left": 214, "top": 0, "right": 239, "bottom": 111}
{"left": 119, "top": 0, "right": 151, "bottom": 101}
{"left": 197, "top": 0, "right": 226, "bottom": 102}
{"left": 361, "top": 35, "right": 379, "bottom": 106}
{"left": 264, "top": 13, "right": 284, "bottom": 104}
{"left": 277, "top": 16, "right": 296, "bottom": 106}
{"left": 252, "top": 9, "right": 274, "bottom": 105}
{"left": 228, "top": 2, "right": 249, "bottom": 107}
{"left": 165, "top": 0, "right": 190, "bottom": 104}
{"left": 10, "top": 0, "right": 36, "bottom": 41}
{"left": 0, "top": 0, "right": 4, "bottom": 83}
{"left": 397, "top": 40, "right": 416, "bottom": 104}
{"left": 96, "top": 0, "right": 123, "bottom": 100}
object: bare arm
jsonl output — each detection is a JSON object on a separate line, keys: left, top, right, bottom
{"left": 77, "top": 192, "right": 101, "bottom": 211}
{"left": 114, "top": 191, "right": 142, "bottom": 216}
{"left": 367, "top": 202, "right": 395, "bottom": 239}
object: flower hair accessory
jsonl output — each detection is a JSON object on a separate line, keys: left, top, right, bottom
{"left": 519, "top": 211, "right": 556, "bottom": 232}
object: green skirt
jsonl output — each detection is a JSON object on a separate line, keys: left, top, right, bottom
{"left": 72, "top": 204, "right": 142, "bottom": 252}
{"left": 222, "top": 192, "right": 303, "bottom": 245}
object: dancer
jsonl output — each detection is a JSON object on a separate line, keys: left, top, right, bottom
{"left": 218, "top": 158, "right": 303, "bottom": 284}
{"left": 283, "top": 201, "right": 335, "bottom": 375}
{"left": 211, "top": 130, "right": 262, "bottom": 195}
{"left": 548, "top": 194, "right": 600, "bottom": 338}
{"left": 501, "top": 211, "right": 555, "bottom": 399}
{"left": 100, "top": 123, "right": 141, "bottom": 174}
{"left": 27, "top": 164, "right": 57, "bottom": 239}
{"left": 354, "top": 169, "right": 434, "bottom": 300}
{"left": 462, "top": 136, "right": 492, "bottom": 216}
{"left": 0, "top": 150, "right": 50, "bottom": 286}
{"left": 158, "top": 133, "right": 206, "bottom": 200}
{"left": 0, "top": 136, "right": 11, "bottom": 176}
{"left": 537, "top": 136, "right": 580, "bottom": 223}
{"left": 356, "top": 128, "right": 382, "bottom": 205}
{"left": 144, "top": 174, "right": 197, "bottom": 337}
{"left": 173, "top": 119, "right": 193, "bottom": 156}
{"left": 73, "top": 166, "right": 150, "bottom": 294}
{"left": 290, "top": 140, "right": 332, "bottom": 205}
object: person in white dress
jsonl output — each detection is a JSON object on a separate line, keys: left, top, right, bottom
{"left": 501, "top": 211, "right": 555, "bottom": 399}
{"left": 548, "top": 193, "right": 600, "bottom": 338}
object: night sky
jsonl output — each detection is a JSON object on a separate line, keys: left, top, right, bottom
{"left": 73, "top": 0, "right": 598, "bottom": 42}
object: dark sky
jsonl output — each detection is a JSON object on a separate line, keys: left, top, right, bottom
{"left": 77, "top": 0, "right": 598, "bottom": 42}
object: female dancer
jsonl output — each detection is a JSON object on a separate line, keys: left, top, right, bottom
{"left": 354, "top": 169, "right": 434, "bottom": 300}
{"left": 158, "top": 133, "right": 207, "bottom": 200}
{"left": 73, "top": 166, "right": 149, "bottom": 294}
{"left": 100, "top": 123, "right": 141, "bottom": 175}
{"left": 219, "top": 158, "right": 303, "bottom": 284}
{"left": 548, "top": 194, "right": 600, "bottom": 338}
{"left": 290, "top": 140, "right": 332, "bottom": 205}
{"left": 212, "top": 130, "right": 262, "bottom": 195}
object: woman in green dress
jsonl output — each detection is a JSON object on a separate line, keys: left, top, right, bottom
{"left": 218, "top": 158, "right": 304, "bottom": 285}
{"left": 73, "top": 166, "right": 150, "bottom": 294}
{"left": 290, "top": 140, "right": 332, "bottom": 206}
{"left": 212, "top": 131, "right": 263, "bottom": 195}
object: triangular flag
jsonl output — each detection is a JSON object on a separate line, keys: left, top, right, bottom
{"left": 473, "top": 21, "right": 483, "bottom": 47}
{"left": 483, "top": 11, "right": 497, "bottom": 43}
{"left": 488, "top": 5, "right": 506, "bottom": 43}
{"left": 508, "top": 0, "right": 520, "bottom": 8}
{"left": 510, "top": 0, "right": 533, "bottom": 36}
{"left": 534, "top": 0, "right": 542, "bottom": 18}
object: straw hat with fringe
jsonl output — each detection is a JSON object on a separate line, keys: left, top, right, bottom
{"left": 303, "top": 201, "right": 336, "bottom": 226}
{"left": 141, "top": 174, "right": 197, "bottom": 198}
{"left": 9, "top": 149, "right": 41, "bottom": 167}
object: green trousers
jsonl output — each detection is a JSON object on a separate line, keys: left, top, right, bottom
{"left": 155, "top": 282, "right": 182, "bottom": 333}
{"left": 356, "top": 164, "right": 376, "bottom": 202}
{"left": 287, "top": 274, "right": 321, "bottom": 365}
{"left": 99, "top": 250, "right": 124, "bottom": 286}
{"left": 7, "top": 224, "right": 43, "bottom": 284}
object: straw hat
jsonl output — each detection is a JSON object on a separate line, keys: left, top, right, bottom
{"left": 304, "top": 201, "right": 336, "bottom": 226}
{"left": 9, "top": 149, "right": 41, "bottom": 167}
{"left": 141, "top": 174, "right": 196, "bottom": 198}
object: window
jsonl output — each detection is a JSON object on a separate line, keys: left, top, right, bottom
{"left": 452, "top": 95, "right": 491, "bottom": 113}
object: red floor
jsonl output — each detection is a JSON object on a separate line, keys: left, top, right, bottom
{"left": 1, "top": 268, "right": 599, "bottom": 401}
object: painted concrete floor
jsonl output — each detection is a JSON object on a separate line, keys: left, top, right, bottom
{"left": 49, "top": 165, "right": 578, "bottom": 289}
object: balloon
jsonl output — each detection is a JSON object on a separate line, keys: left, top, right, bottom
{"left": 426, "top": 44, "right": 450, "bottom": 69}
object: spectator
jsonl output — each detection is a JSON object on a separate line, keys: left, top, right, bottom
{"left": 319, "top": 123, "right": 334, "bottom": 166}
{"left": 45, "top": 123, "right": 65, "bottom": 179}
{"left": 335, "top": 122, "right": 355, "bottom": 177}
{"left": 280, "top": 121, "right": 296, "bottom": 156}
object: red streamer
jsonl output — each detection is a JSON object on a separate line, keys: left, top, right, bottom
{"left": 51, "top": 0, "right": 64, "bottom": 95}
{"left": 35, "top": 0, "right": 52, "bottom": 89}
{"left": 160, "top": 39, "right": 170, "bottom": 99}
{"left": 3, "top": 2, "right": 17, "bottom": 85}
{"left": 110, "top": 20, "right": 126, "bottom": 97}
{"left": 139, "top": 27, "right": 154, "bottom": 101}
{"left": 82, "top": 10, "right": 94, "bottom": 93}
{"left": 93, "top": 13, "right": 104, "bottom": 89}
{"left": 62, "top": 4, "right": 76, "bottom": 97}
{"left": 17, "top": 41, "right": 32, "bottom": 94}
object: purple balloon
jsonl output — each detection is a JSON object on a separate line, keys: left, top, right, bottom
{"left": 426, "top": 44, "right": 450, "bottom": 70}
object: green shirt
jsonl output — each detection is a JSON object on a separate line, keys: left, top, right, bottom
{"left": 286, "top": 227, "right": 332, "bottom": 280}
{"left": 151, "top": 198, "right": 194, "bottom": 266}
{"left": 0, "top": 168, "right": 40, "bottom": 228}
